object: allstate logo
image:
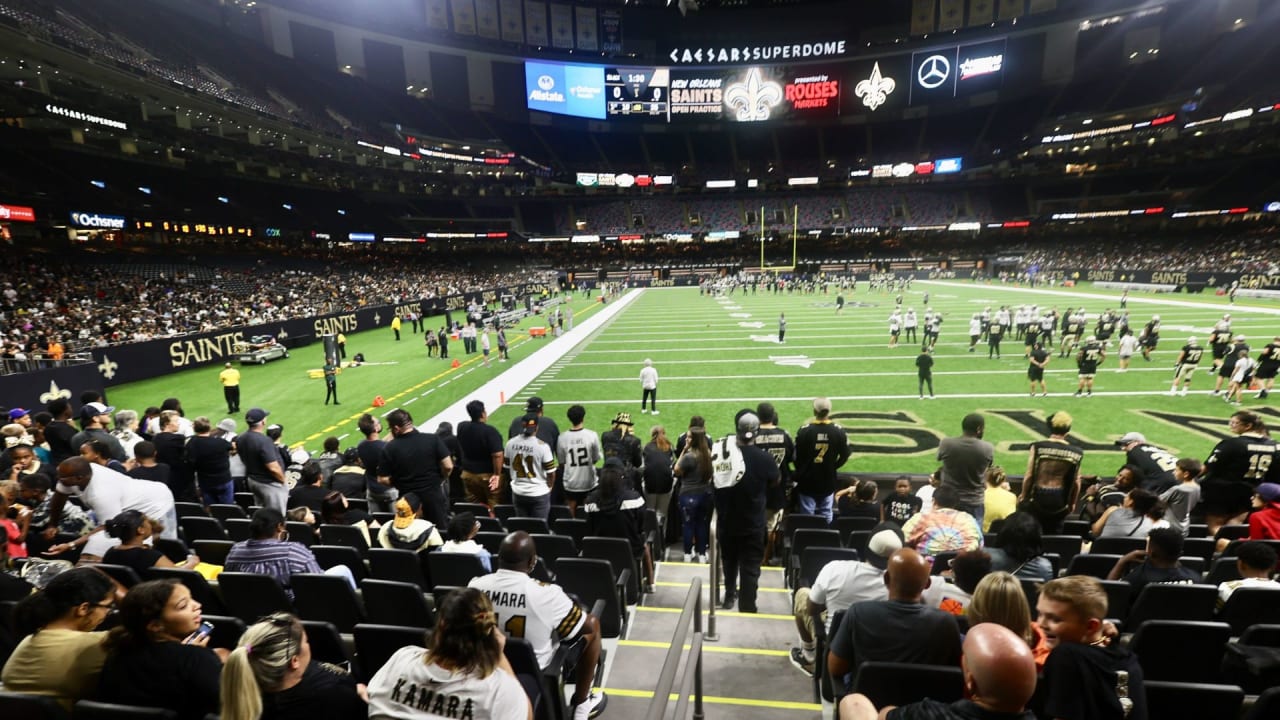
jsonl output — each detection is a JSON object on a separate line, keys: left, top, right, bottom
{"left": 537, "top": 75, "right": 555, "bottom": 91}
{"left": 917, "top": 54, "right": 950, "bottom": 89}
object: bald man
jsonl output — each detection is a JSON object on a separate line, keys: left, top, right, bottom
{"left": 827, "top": 548, "right": 962, "bottom": 693}
{"left": 840, "top": 623, "right": 1037, "bottom": 720}
{"left": 468, "top": 531, "right": 607, "bottom": 720}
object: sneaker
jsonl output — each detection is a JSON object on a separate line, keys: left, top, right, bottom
{"left": 697, "top": 554, "right": 708, "bottom": 564}
{"left": 644, "top": 583, "right": 656, "bottom": 594}
{"left": 572, "top": 691, "right": 608, "bottom": 720}
{"left": 641, "top": 409, "right": 649, "bottom": 414}
{"left": 652, "top": 410, "right": 659, "bottom": 415}
{"left": 1180, "top": 388, "right": 1188, "bottom": 396}
{"left": 683, "top": 553, "right": 693, "bottom": 562}
{"left": 789, "top": 648, "right": 815, "bottom": 677}
{"left": 1074, "top": 390, "right": 1082, "bottom": 397}
{"left": 1210, "top": 390, "right": 1220, "bottom": 396}
{"left": 1086, "top": 391, "right": 1092, "bottom": 397}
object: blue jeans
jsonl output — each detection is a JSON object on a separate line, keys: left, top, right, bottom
{"left": 367, "top": 487, "right": 399, "bottom": 515}
{"left": 514, "top": 492, "right": 551, "bottom": 520}
{"left": 200, "top": 483, "right": 234, "bottom": 506}
{"left": 796, "top": 492, "right": 834, "bottom": 523}
{"left": 964, "top": 502, "right": 985, "bottom": 529}
{"left": 679, "top": 491, "right": 713, "bottom": 554}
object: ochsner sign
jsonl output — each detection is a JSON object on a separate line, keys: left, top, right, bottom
{"left": 70, "top": 211, "right": 126, "bottom": 230}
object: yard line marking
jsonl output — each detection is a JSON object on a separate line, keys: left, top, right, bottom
{"left": 922, "top": 280, "right": 1280, "bottom": 316}
{"left": 532, "top": 389, "right": 1234, "bottom": 405}
{"left": 540, "top": 366, "right": 1188, "bottom": 382}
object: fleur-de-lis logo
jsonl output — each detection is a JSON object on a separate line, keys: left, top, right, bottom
{"left": 855, "top": 62, "right": 896, "bottom": 112}
{"left": 40, "top": 381, "right": 72, "bottom": 404}
{"left": 724, "top": 68, "right": 783, "bottom": 122}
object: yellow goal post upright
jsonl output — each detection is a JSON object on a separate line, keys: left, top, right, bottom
{"left": 756, "top": 203, "right": 799, "bottom": 274}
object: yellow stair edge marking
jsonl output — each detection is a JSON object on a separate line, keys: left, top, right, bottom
{"left": 602, "top": 687, "right": 821, "bottom": 712}
{"left": 618, "top": 639, "right": 788, "bottom": 657}
{"left": 635, "top": 606, "right": 792, "bottom": 621}
{"left": 661, "top": 561, "right": 782, "bottom": 571}
{"left": 653, "top": 581, "right": 788, "bottom": 594}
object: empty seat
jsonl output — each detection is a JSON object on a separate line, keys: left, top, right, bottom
{"left": 216, "top": 572, "right": 293, "bottom": 623}
{"left": 234, "top": 492, "right": 256, "bottom": 510}
{"left": 1244, "top": 686, "right": 1280, "bottom": 720}
{"left": 1126, "top": 584, "right": 1217, "bottom": 629}
{"left": 1098, "top": 580, "right": 1133, "bottom": 624}
{"left": 1130, "top": 620, "right": 1231, "bottom": 683}
{"left": 310, "top": 545, "right": 367, "bottom": 581}
{"left": 291, "top": 573, "right": 366, "bottom": 632}
{"left": 74, "top": 700, "right": 175, "bottom": 719}
{"left": 199, "top": 614, "right": 245, "bottom": 649}
{"left": 1144, "top": 681, "right": 1243, "bottom": 720}
{"left": 173, "top": 502, "right": 208, "bottom": 519}
{"left": 477, "top": 517, "right": 505, "bottom": 533}
{"left": 367, "top": 548, "right": 428, "bottom": 589}
{"left": 529, "top": 533, "right": 578, "bottom": 571}
{"left": 1182, "top": 537, "right": 1215, "bottom": 564}
{"left": 507, "top": 517, "right": 551, "bottom": 535}
{"left": 555, "top": 557, "right": 626, "bottom": 638}
{"left": 552, "top": 518, "right": 588, "bottom": 546}
{"left": 93, "top": 563, "right": 142, "bottom": 588}
{"left": 1042, "top": 535, "right": 1084, "bottom": 568}
{"left": 851, "top": 662, "right": 964, "bottom": 709}
{"left": 834, "top": 516, "right": 878, "bottom": 543}
{"left": 223, "top": 518, "right": 252, "bottom": 542}
{"left": 548, "top": 505, "right": 573, "bottom": 522}
{"left": 1090, "top": 537, "right": 1147, "bottom": 556}
{"left": 179, "top": 516, "right": 226, "bottom": 542}
{"left": 1066, "top": 553, "right": 1122, "bottom": 579}
{"left": 474, "top": 531, "right": 507, "bottom": 554}
{"left": 191, "top": 540, "right": 234, "bottom": 567}
{"left": 285, "top": 521, "right": 317, "bottom": 546}
{"left": 580, "top": 536, "right": 640, "bottom": 604}
{"left": 493, "top": 504, "right": 516, "bottom": 524}
{"left": 354, "top": 624, "right": 429, "bottom": 682}
{"left": 151, "top": 537, "right": 189, "bottom": 564}
{"left": 361, "top": 579, "right": 435, "bottom": 629}
{"left": 1214, "top": 525, "right": 1249, "bottom": 542}
{"left": 301, "top": 619, "right": 351, "bottom": 667}
{"left": 0, "top": 691, "right": 69, "bottom": 720}
{"left": 1239, "top": 624, "right": 1280, "bottom": 646}
{"left": 1220, "top": 587, "right": 1280, "bottom": 635}
{"left": 426, "top": 552, "right": 489, "bottom": 588}
{"left": 452, "top": 502, "right": 491, "bottom": 517}
{"left": 319, "top": 524, "right": 370, "bottom": 555}
{"left": 208, "top": 504, "right": 247, "bottom": 522}
{"left": 1060, "top": 520, "right": 1091, "bottom": 538}
{"left": 788, "top": 529, "right": 842, "bottom": 587}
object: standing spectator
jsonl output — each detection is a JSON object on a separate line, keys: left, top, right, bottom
{"left": 559, "top": 405, "right": 604, "bottom": 516}
{"left": 793, "top": 397, "right": 851, "bottom": 523}
{"left": 125, "top": 442, "right": 170, "bottom": 488}
{"left": 583, "top": 465, "right": 654, "bottom": 594}
{"left": 158, "top": 399, "right": 194, "bottom": 437}
{"left": 1019, "top": 411, "right": 1083, "bottom": 534}
{"left": 313, "top": 437, "right": 342, "bottom": 486}
{"left": 754, "top": 402, "right": 795, "bottom": 564}
{"left": 641, "top": 424, "right": 674, "bottom": 520}
{"left": 43, "top": 399, "right": 77, "bottom": 466}
{"left": 639, "top": 359, "right": 660, "bottom": 415}
{"left": 46, "top": 458, "right": 177, "bottom": 563}
{"left": 480, "top": 327, "right": 492, "bottom": 367}
{"left": 1114, "top": 432, "right": 1178, "bottom": 493}
{"left": 600, "top": 412, "right": 642, "bottom": 487}
{"left": 507, "top": 397, "right": 560, "bottom": 453}
{"left": 916, "top": 347, "right": 935, "bottom": 399}
{"left": 287, "top": 462, "right": 328, "bottom": 513}
{"left": 152, "top": 411, "right": 194, "bottom": 502}
{"left": 436, "top": 421, "right": 464, "bottom": 503}
{"left": 238, "top": 408, "right": 287, "bottom": 515}
{"left": 69, "top": 402, "right": 126, "bottom": 463}
{"left": 110, "top": 410, "right": 145, "bottom": 460}
{"left": 983, "top": 467, "right": 1017, "bottom": 533}
{"left": 675, "top": 428, "right": 713, "bottom": 563}
{"left": 186, "top": 417, "right": 233, "bottom": 506}
{"left": 937, "top": 413, "right": 994, "bottom": 526}
{"left": 1199, "top": 410, "right": 1280, "bottom": 534}
{"left": 714, "top": 413, "right": 778, "bottom": 613}
{"left": 457, "top": 400, "right": 505, "bottom": 509}
{"left": 219, "top": 362, "right": 241, "bottom": 413}
{"left": 377, "top": 409, "right": 453, "bottom": 529}
{"left": 357, "top": 414, "right": 396, "bottom": 514}
{"left": 504, "top": 414, "right": 558, "bottom": 520}
{"left": 327, "top": 449, "right": 365, "bottom": 499}
{"left": 1159, "top": 458, "right": 1202, "bottom": 536}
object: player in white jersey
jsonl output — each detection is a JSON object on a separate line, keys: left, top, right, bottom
{"left": 505, "top": 415, "right": 558, "bottom": 520}
{"left": 469, "top": 532, "right": 606, "bottom": 720}
{"left": 557, "top": 404, "right": 603, "bottom": 515}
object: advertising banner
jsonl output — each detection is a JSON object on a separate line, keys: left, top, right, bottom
{"left": 0, "top": 204, "right": 36, "bottom": 222}
{"left": 525, "top": 61, "right": 606, "bottom": 118}
{"left": 0, "top": 362, "right": 106, "bottom": 421}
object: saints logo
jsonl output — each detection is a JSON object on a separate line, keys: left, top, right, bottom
{"left": 855, "top": 62, "right": 896, "bottom": 111}
{"left": 724, "top": 68, "right": 783, "bottom": 122}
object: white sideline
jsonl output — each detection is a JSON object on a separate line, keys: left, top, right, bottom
{"left": 420, "top": 289, "right": 645, "bottom": 430}
{"left": 919, "top": 280, "right": 1280, "bottom": 316}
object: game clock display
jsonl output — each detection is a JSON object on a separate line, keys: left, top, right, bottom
{"left": 605, "top": 67, "right": 669, "bottom": 118}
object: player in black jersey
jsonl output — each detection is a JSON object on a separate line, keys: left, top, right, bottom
{"left": 1139, "top": 315, "right": 1161, "bottom": 361}
{"left": 1075, "top": 336, "right": 1105, "bottom": 397}
{"left": 1170, "top": 337, "right": 1205, "bottom": 396}
{"left": 1253, "top": 336, "right": 1280, "bottom": 400}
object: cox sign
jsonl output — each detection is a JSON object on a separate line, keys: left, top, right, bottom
{"left": 70, "top": 211, "right": 126, "bottom": 230}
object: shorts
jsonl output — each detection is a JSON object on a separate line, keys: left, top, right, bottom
{"left": 1219, "top": 364, "right": 1237, "bottom": 379}
{"left": 1255, "top": 365, "right": 1279, "bottom": 380}
{"left": 563, "top": 489, "right": 591, "bottom": 505}
{"left": 483, "top": 348, "right": 490, "bottom": 356}
{"left": 1078, "top": 372, "right": 1096, "bottom": 380}
{"left": 1118, "top": 353, "right": 1133, "bottom": 360}
{"left": 1028, "top": 367, "right": 1044, "bottom": 381}
{"left": 461, "top": 470, "right": 499, "bottom": 507}
{"left": 1213, "top": 345, "right": 1230, "bottom": 360}
{"left": 1232, "top": 372, "right": 1253, "bottom": 386}
{"left": 1174, "top": 363, "right": 1198, "bottom": 382}
{"left": 1141, "top": 336, "right": 1159, "bottom": 348}
{"left": 890, "top": 329, "right": 900, "bottom": 337}
{"left": 1025, "top": 336, "right": 1039, "bottom": 347}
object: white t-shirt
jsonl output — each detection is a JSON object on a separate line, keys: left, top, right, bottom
{"left": 504, "top": 435, "right": 557, "bottom": 498}
{"left": 1217, "top": 577, "right": 1280, "bottom": 608}
{"left": 1232, "top": 357, "right": 1256, "bottom": 383}
{"left": 556, "top": 428, "right": 602, "bottom": 493}
{"left": 367, "top": 646, "right": 528, "bottom": 720}
{"left": 57, "top": 463, "right": 175, "bottom": 557}
{"left": 1118, "top": 335, "right": 1139, "bottom": 357}
{"left": 640, "top": 365, "right": 659, "bottom": 390}
{"left": 808, "top": 561, "right": 888, "bottom": 635}
{"left": 469, "top": 569, "right": 586, "bottom": 669}
{"left": 917, "top": 485, "right": 936, "bottom": 514}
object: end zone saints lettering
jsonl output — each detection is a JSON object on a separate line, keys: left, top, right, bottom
{"left": 832, "top": 411, "right": 945, "bottom": 454}
{"left": 168, "top": 331, "right": 243, "bottom": 368}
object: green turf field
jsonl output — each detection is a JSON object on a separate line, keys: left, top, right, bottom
{"left": 105, "top": 281, "right": 1280, "bottom": 480}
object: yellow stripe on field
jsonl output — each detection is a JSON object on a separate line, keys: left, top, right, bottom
{"left": 618, "top": 639, "right": 789, "bottom": 657}
{"left": 602, "top": 687, "right": 821, "bottom": 712}
{"left": 635, "top": 606, "right": 792, "bottom": 621}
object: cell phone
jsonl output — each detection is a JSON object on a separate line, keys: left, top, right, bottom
{"left": 189, "top": 620, "right": 215, "bottom": 643}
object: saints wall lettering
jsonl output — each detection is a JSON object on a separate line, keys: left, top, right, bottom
{"left": 314, "top": 314, "right": 359, "bottom": 337}
{"left": 168, "top": 331, "right": 244, "bottom": 368}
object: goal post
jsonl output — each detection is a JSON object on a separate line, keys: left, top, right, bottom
{"left": 757, "top": 204, "right": 798, "bottom": 273}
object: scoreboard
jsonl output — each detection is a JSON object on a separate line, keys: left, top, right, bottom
{"left": 605, "top": 67, "right": 669, "bottom": 118}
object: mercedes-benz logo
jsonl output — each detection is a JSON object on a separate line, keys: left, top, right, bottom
{"left": 537, "top": 75, "right": 555, "bottom": 91}
{"left": 917, "top": 54, "right": 950, "bottom": 89}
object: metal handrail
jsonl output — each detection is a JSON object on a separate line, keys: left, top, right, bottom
{"left": 671, "top": 632, "right": 705, "bottom": 720}
{"left": 707, "top": 509, "right": 720, "bottom": 642}
{"left": 644, "top": 576, "right": 705, "bottom": 720}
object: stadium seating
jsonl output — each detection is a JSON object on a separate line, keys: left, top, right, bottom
{"left": 1143, "top": 681, "right": 1243, "bottom": 720}
{"left": 360, "top": 579, "right": 435, "bottom": 629}
{"left": 554, "top": 558, "right": 626, "bottom": 638}
{"left": 426, "top": 552, "right": 489, "bottom": 588}
{"left": 74, "top": 700, "right": 175, "bottom": 719}
{"left": 143, "top": 566, "right": 225, "bottom": 615}
{"left": 310, "top": 545, "right": 367, "bottom": 581}
{"left": 367, "top": 548, "right": 429, "bottom": 589}
{"left": 1129, "top": 620, "right": 1231, "bottom": 683}
{"left": 1220, "top": 587, "right": 1280, "bottom": 635}
{"left": 850, "top": 662, "right": 965, "bottom": 710}
{"left": 291, "top": 573, "right": 366, "bottom": 632}
{"left": 217, "top": 572, "right": 294, "bottom": 623}
{"left": 1125, "top": 584, "right": 1218, "bottom": 630}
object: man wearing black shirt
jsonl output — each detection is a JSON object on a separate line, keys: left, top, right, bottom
{"left": 714, "top": 412, "right": 778, "bottom": 613}
{"left": 1114, "top": 432, "right": 1178, "bottom": 493}
{"left": 186, "top": 417, "right": 233, "bottom": 505}
{"left": 457, "top": 399, "right": 505, "bottom": 508}
{"left": 754, "top": 402, "right": 794, "bottom": 565}
{"left": 793, "top": 397, "right": 851, "bottom": 522}
{"left": 357, "top": 413, "right": 395, "bottom": 513}
{"left": 239, "top": 407, "right": 287, "bottom": 514}
{"left": 43, "top": 398, "right": 78, "bottom": 466}
{"left": 1106, "top": 527, "right": 1200, "bottom": 600}
{"left": 152, "top": 410, "right": 195, "bottom": 502}
{"left": 378, "top": 408, "right": 453, "bottom": 529}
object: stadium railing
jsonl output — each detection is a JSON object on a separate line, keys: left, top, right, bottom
{"left": 644, "top": 575, "right": 706, "bottom": 720}
{"left": 0, "top": 353, "right": 94, "bottom": 376}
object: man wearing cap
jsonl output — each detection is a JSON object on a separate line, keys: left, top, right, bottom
{"left": 507, "top": 396, "right": 560, "bottom": 450}
{"left": 69, "top": 402, "right": 126, "bottom": 463}
{"left": 1169, "top": 336, "right": 1205, "bottom": 396}
{"left": 789, "top": 522, "right": 903, "bottom": 677}
{"left": 505, "top": 414, "right": 559, "bottom": 520}
{"left": 458, "top": 400, "right": 506, "bottom": 508}
{"left": 218, "top": 362, "right": 241, "bottom": 413}
{"left": 376, "top": 493, "right": 444, "bottom": 552}
{"left": 378, "top": 408, "right": 454, "bottom": 529}
{"left": 8, "top": 408, "right": 31, "bottom": 430}
{"left": 714, "top": 412, "right": 778, "bottom": 613}
{"left": 1115, "top": 432, "right": 1178, "bottom": 493}
{"left": 639, "top": 359, "right": 659, "bottom": 415}
{"left": 793, "top": 397, "right": 851, "bottom": 523}
{"left": 827, "top": 548, "right": 962, "bottom": 693}
{"left": 601, "top": 412, "right": 643, "bottom": 487}
{"left": 239, "top": 407, "right": 288, "bottom": 514}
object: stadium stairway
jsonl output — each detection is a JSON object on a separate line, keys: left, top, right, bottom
{"left": 599, "top": 552, "right": 822, "bottom": 719}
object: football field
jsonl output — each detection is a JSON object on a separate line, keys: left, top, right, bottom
{"left": 107, "top": 281, "right": 1280, "bottom": 480}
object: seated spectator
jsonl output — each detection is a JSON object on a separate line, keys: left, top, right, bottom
{"left": 931, "top": 549, "right": 992, "bottom": 616}
{"left": 376, "top": 493, "right": 443, "bottom": 553}
{"left": 835, "top": 479, "right": 880, "bottom": 521}
{"left": 1034, "top": 576, "right": 1147, "bottom": 720}
{"left": 0, "top": 567, "right": 116, "bottom": 709}
{"left": 1106, "top": 527, "right": 1199, "bottom": 598}
{"left": 917, "top": 469, "right": 941, "bottom": 514}
{"left": 327, "top": 449, "right": 365, "bottom": 499}
{"left": 827, "top": 548, "right": 963, "bottom": 694}
{"left": 314, "top": 437, "right": 342, "bottom": 486}
{"left": 881, "top": 476, "right": 922, "bottom": 525}
{"left": 966, "top": 572, "right": 1051, "bottom": 670}
{"left": 986, "top": 511, "right": 1054, "bottom": 582}
{"left": 102, "top": 510, "right": 199, "bottom": 575}
{"left": 1078, "top": 465, "right": 1138, "bottom": 524}
{"left": 839, "top": 623, "right": 1038, "bottom": 720}
{"left": 790, "top": 523, "right": 905, "bottom": 676}
{"left": 1159, "top": 458, "right": 1202, "bottom": 536}
{"left": 220, "top": 612, "right": 367, "bottom": 720}
{"left": 17, "top": 471, "right": 94, "bottom": 549}
{"left": 98, "top": 579, "right": 224, "bottom": 720}
{"left": 982, "top": 466, "right": 1017, "bottom": 532}
{"left": 1249, "top": 483, "right": 1280, "bottom": 540}
{"left": 1216, "top": 541, "right": 1280, "bottom": 611}
{"left": 0, "top": 485, "right": 30, "bottom": 559}
{"left": 81, "top": 439, "right": 127, "bottom": 474}
{"left": 366, "top": 587, "right": 530, "bottom": 720}
{"left": 1092, "top": 488, "right": 1159, "bottom": 539}
{"left": 287, "top": 461, "right": 327, "bottom": 513}
{"left": 319, "top": 491, "right": 378, "bottom": 546}
{"left": 224, "top": 508, "right": 354, "bottom": 597}
{"left": 582, "top": 464, "right": 654, "bottom": 593}
{"left": 10, "top": 443, "right": 54, "bottom": 486}
{"left": 128, "top": 441, "right": 172, "bottom": 488}
{"left": 902, "top": 485, "right": 983, "bottom": 558}
{"left": 440, "top": 511, "right": 491, "bottom": 571}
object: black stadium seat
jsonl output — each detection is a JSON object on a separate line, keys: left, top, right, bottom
{"left": 1129, "top": 620, "right": 1230, "bottom": 683}
{"left": 361, "top": 579, "right": 435, "bottom": 629}
{"left": 851, "top": 662, "right": 964, "bottom": 709}
{"left": 354, "top": 624, "right": 428, "bottom": 682}
{"left": 1125, "top": 584, "right": 1217, "bottom": 629}
{"left": 217, "top": 572, "right": 293, "bottom": 623}
{"left": 367, "top": 548, "right": 428, "bottom": 589}
{"left": 1144, "top": 681, "right": 1243, "bottom": 720}
{"left": 291, "top": 573, "right": 366, "bottom": 632}
{"left": 74, "top": 701, "right": 175, "bottom": 719}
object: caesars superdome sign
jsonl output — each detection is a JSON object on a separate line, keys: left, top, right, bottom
{"left": 667, "top": 40, "right": 848, "bottom": 65}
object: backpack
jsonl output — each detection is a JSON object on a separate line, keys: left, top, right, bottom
{"left": 710, "top": 436, "right": 746, "bottom": 489}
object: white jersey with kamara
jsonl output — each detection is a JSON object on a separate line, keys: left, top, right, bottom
{"left": 469, "top": 569, "right": 587, "bottom": 669}
{"left": 504, "top": 435, "right": 557, "bottom": 498}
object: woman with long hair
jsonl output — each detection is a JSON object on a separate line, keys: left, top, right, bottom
{"left": 98, "top": 579, "right": 223, "bottom": 719}
{"left": 584, "top": 465, "right": 655, "bottom": 593}
{"left": 674, "top": 427, "right": 714, "bottom": 563}
{"left": 965, "top": 571, "right": 1050, "bottom": 670}
{"left": 1201, "top": 410, "right": 1279, "bottom": 534}
{"left": 367, "top": 587, "right": 530, "bottom": 720}
{"left": 986, "top": 511, "right": 1054, "bottom": 582}
{"left": 101, "top": 510, "right": 199, "bottom": 575}
{"left": 220, "top": 612, "right": 366, "bottom": 720}
{"left": 642, "top": 424, "right": 676, "bottom": 521}
{"left": 319, "top": 490, "right": 379, "bottom": 546}
{"left": 0, "top": 567, "right": 116, "bottom": 708}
